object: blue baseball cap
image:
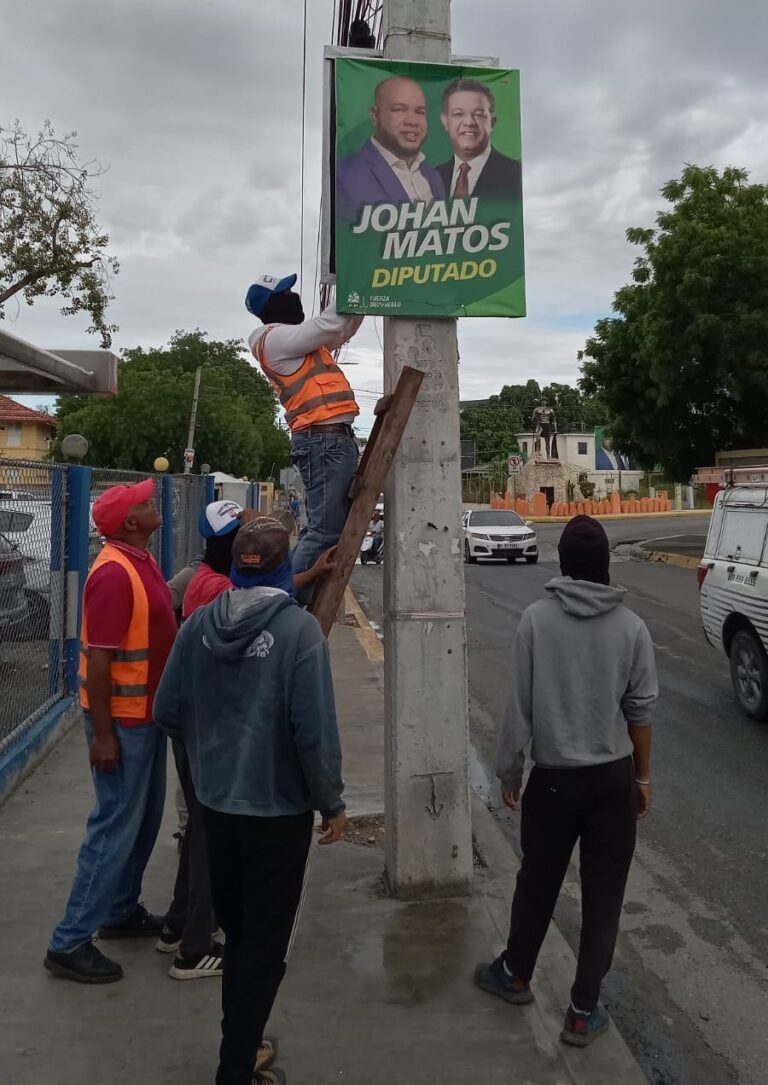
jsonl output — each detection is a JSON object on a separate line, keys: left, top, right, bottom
{"left": 245, "top": 273, "right": 298, "bottom": 318}
{"left": 199, "top": 500, "right": 243, "bottom": 539}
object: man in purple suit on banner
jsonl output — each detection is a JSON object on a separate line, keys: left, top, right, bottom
{"left": 336, "top": 75, "right": 445, "bottom": 224}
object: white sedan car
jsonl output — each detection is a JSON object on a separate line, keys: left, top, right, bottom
{"left": 462, "top": 509, "right": 538, "bottom": 565}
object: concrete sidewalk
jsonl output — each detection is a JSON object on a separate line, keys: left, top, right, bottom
{"left": 0, "top": 616, "right": 647, "bottom": 1085}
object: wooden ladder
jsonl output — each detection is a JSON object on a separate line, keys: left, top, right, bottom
{"left": 309, "top": 364, "right": 424, "bottom": 636}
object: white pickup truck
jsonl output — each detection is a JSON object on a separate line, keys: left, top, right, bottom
{"left": 698, "top": 472, "right": 768, "bottom": 720}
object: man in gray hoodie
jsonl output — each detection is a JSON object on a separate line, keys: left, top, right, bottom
{"left": 154, "top": 517, "right": 346, "bottom": 1085}
{"left": 475, "top": 516, "right": 658, "bottom": 1048}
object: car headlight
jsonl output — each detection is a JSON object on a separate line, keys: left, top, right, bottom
{"left": 469, "top": 532, "right": 490, "bottom": 541}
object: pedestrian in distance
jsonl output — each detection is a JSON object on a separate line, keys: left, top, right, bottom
{"left": 154, "top": 516, "right": 347, "bottom": 1085}
{"left": 45, "top": 480, "right": 177, "bottom": 984}
{"left": 475, "top": 515, "right": 658, "bottom": 1047}
{"left": 247, "top": 272, "right": 363, "bottom": 606}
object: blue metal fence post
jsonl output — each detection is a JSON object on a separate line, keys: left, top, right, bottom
{"left": 65, "top": 465, "right": 92, "bottom": 696}
{"left": 48, "top": 466, "right": 65, "bottom": 698}
{"left": 161, "top": 474, "right": 174, "bottom": 579}
{"left": 204, "top": 474, "right": 215, "bottom": 504}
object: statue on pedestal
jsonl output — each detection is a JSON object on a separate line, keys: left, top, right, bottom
{"left": 532, "top": 400, "right": 558, "bottom": 458}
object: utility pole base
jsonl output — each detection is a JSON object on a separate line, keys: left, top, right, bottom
{"left": 384, "top": 618, "right": 472, "bottom": 900}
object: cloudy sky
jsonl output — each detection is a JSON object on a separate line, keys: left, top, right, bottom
{"left": 2, "top": 0, "right": 768, "bottom": 434}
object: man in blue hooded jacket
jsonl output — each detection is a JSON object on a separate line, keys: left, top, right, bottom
{"left": 154, "top": 517, "right": 346, "bottom": 1085}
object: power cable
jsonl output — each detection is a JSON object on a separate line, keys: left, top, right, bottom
{"left": 299, "top": 0, "right": 309, "bottom": 294}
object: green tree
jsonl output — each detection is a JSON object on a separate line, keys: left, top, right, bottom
{"left": 0, "top": 121, "right": 119, "bottom": 346}
{"left": 460, "top": 379, "right": 607, "bottom": 462}
{"left": 580, "top": 165, "right": 768, "bottom": 478}
{"left": 52, "top": 330, "right": 291, "bottom": 477}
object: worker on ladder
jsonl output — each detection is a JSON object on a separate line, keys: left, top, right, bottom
{"left": 246, "top": 274, "right": 364, "bottom": 604}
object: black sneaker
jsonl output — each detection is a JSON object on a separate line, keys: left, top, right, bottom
{"left": 98, "top": 903, "right": 164, "bottom": 940}
{"left": 44, "top": 941, "right": 123, "bottom": 984}
{"left": 168, "top": 941, "right": 225, "bottom": 980}
{"left": 155, "top": 925, "right": 182, "bottom": 954}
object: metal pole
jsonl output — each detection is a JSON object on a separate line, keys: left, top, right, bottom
{"left": 382, "top": 0, "right": 472, "bottom": 898}
{"left": 64, "top": 464, "right": 92, "bottom": 696}
{"left": 184, "top": 365, "right": 203, "bottom": 474}
{"left": 160, "top": 474, "right": 174, "bottom": 579}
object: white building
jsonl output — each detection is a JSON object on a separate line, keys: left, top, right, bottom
{"left": 515, "top": 431, "right": 643, "bottom": 496}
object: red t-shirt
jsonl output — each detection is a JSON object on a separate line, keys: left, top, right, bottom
{"left": 84, "top": 541, "right": 177, "bottom": 726}
{"left": 182, "top": 563, "right": 232, "bottom": 619}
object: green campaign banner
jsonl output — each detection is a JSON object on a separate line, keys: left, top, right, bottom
{"left": 334, "top": 57, "right": 525, "bottom": 318}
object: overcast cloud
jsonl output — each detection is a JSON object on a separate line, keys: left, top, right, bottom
{"left": 2, "top": 0, "right": 767, "bottom": 433}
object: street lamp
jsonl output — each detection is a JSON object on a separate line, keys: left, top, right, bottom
{"left": 61, "top": 433, "right": 89, "bottom": 464}
{"left": 200, "top": 463, "right": 211, "bottom": 475}
{"left": 154, "top": 456, "right": 170, "bottom": 473}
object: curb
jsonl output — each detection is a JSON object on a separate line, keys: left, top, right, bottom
{"left": 344, "top": 586, "right": 384, "bottom": 665}
{"left": 525, "top": 510, "right": 711, "bottom": 523}
{"left": 642, "top": 550, "right": 701, "bottom": 570}
{"left": 471, "top": 793, "right": 648, "bottom": 1085}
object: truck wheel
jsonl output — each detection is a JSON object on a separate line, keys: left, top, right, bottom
{"left": 730, "top": 629, "right": 768, "bottom": 721}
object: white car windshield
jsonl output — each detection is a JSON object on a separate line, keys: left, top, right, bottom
{"left": 468, "top": 511, "right": 524, "bottom": 528}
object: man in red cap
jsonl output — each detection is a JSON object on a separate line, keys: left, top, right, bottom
{"left": 45, "top": 480, "right": 177, "bottom": 984}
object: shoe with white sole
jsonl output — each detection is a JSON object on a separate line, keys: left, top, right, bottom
{"left": 255, "top": 1038, "right": 278, "bottom": 1072}
{"left": 155, "top": 925, "right": 182, "bottom": 954}
{"left": 169, "top": 942, "right": 224, "bottom": 980}
{"left": 253, "top": 1070, "right": 285, "bottom": 1085}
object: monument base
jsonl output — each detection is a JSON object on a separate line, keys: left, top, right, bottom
{"left": 508, "top": 455, "right": 585, "bottom": 509}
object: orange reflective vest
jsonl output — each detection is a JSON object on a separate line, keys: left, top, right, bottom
{"left": 78, "top": 543, "right": 151, "bottom": 721}
{"left": 254, "top": 332, "right": 359, "bottom": 432}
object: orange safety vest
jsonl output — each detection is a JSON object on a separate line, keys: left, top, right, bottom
{"left": 78, "top": 543, "right": 151, "bottom": 721}
{"left": 254, "top": 331, "right": 359, "bottom": 432}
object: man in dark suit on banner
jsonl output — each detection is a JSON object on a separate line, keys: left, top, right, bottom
{"left": 436, "top": 78, "right": 522, "bottom": 200}
{"left": 336, "top": 75, "right": 445, "bottom": 223}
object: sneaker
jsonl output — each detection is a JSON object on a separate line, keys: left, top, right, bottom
{"left": 253, "top": 1070, "right": 285, "bottom": 1085}
{"left": 44, "top": 941, "right": 123, "bottom": 984}
{"left": 99, "top": 903, "right": 164, "bottom": 940}
{"left": 561, "top": 1002, "right": 610, "bottom": 1047}
{"left": 255, "top": 1037, "right": 278, "bottom": 1072}
{"left": 474, "top": 955, "right": 534, "bottom": 1005}
{"left": 169, "top": 942, "right": 224, "bottom": 980}
{"left": 155, "top": 925, "right": 182, "bottom": 954}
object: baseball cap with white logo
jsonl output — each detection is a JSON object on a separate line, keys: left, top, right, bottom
{"left": 199, "top": 500, "right": 243, "bottom": 539}
{"left": 245, "top": 273, "right": 298, "bottom": 318}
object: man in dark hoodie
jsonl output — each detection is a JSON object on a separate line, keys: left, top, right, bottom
{"left": 475, "top": 516, "right": 658, "bottom": 1048}
{"left": 153, "top": 517, "right": 346, "bottom": 1085}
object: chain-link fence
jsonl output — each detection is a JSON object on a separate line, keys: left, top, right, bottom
{"left": 0, "top": 460, "right": 67, "bottom": 758}
{"left": 90, "top": 467, "right": 164, "bottom": 565}
{"left": 0, "top": 459, "right": 210, "bottom": 776}
{"left": 171, "top": 474, "right": 208, "bottom": 571}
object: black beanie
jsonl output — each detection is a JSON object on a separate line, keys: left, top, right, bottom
{"left": 558, "top": 515, "right": 610, "bottom": 585}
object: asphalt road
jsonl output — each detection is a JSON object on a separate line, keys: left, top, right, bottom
{"left": 351, "top": 513, "right": 768, "bottom": 1085}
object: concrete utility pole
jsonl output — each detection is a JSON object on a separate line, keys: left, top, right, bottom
{"left": 184, "top": 365, "right": 202, "bottom": 474}
{"left": 383, "top": 0, "right": 472, "bottom": 898}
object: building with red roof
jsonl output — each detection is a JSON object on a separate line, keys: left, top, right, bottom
{"left": 0, "top": 395, "right": 57, "bottom": 462}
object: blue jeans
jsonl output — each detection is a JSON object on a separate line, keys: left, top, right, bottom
{"left": 290, "top": 429, "right": 359, "bottom": 605}
{"left": 49, "top": 717, "right": 167, "bottom": 953}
